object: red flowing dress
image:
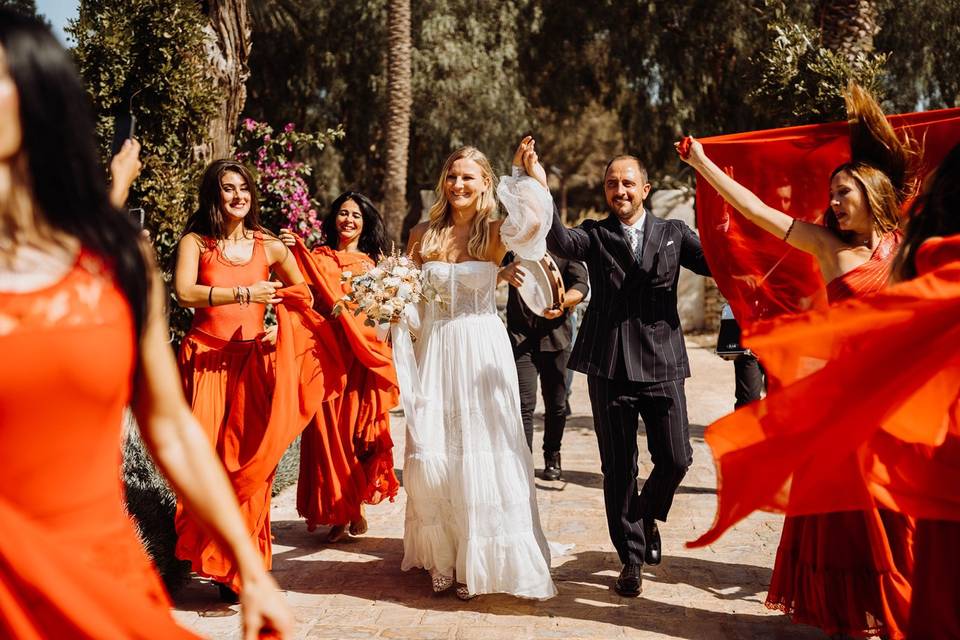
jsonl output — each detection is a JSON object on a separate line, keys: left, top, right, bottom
{"left": 761, "top": 232, "right": 915, "bottom": 639}
{"left": 293, "top": 245, "right": 400, "bottom": 530}
{"left": 175, "top": 234, "right": 275, "bottom": 590}
{"left": 0, "top": 249, "right": 197, "bottom": 638}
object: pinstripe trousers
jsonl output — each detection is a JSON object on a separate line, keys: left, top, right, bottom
{"left": 587, "top": 375, "right": 693, "bottom": 565}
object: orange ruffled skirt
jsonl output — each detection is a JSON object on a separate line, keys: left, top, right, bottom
{"left": 767, "top": 509, "right": 914, "bottom": 639}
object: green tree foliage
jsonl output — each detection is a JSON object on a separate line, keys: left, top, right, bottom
{"left": 408, "top": 0, "right": 530, "bottom": 187}
{"left": 521, "top": 1, "right": 821, "bottom": 181}
{"left": 246, "top": 1, "right": 387, "bottom": 203}
{"left": 69, "top": 0, "right": 218, "bottom": 263}
{"left": 877, "top": 0, "right": 960, "bottom": 111}
{"left": 246, "top": 0, "right": 530, "bottom": 226}
{"left": 246, "top": 0, "right": 959, "bottom": 224}
{"left": 748, "top": 0, "right": 888, "bottom": 123}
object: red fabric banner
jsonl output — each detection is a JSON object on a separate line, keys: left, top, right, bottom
{"left": 695, "top": 107, "right": 960, "bottom": 330}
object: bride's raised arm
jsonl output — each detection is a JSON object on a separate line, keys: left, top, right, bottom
{"left": 498, "top": 136, "right": 554, "bottom": 260}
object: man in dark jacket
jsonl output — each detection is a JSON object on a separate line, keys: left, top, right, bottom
{"left": 500, "top": 252, "right": 588, "bottom": 480}
{"left": 546, "top": 155, "right": 710, "bottom": 597}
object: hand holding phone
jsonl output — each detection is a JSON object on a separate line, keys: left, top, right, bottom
{"left": 129, "top": 207, "right": 145, "bottom": 228}
{"left": 111, "top": 111, "right": 137, "bottom": 157}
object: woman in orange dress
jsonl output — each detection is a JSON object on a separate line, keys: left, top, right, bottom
{"left": 173, "top": 159, "right": 317, "bottom": 601}
{"left": 678, "top": 86, "right": 919, "bottom": 638}
{"left": 0, "top": 11, "right": 290, "bottom": 638}
{"left": 281, "top": 191, "right": 400, "bottom": 542}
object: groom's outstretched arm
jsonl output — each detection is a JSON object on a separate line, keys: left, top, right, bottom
{"left": 546, "top": 204, "right": 590, "bottom": 261}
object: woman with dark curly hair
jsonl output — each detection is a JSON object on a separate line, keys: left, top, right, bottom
{"left": 281, "top": 191, "right": 400, "bottom": 543}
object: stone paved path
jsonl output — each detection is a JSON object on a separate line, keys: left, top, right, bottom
{"left": 172, "top": 341, "right": 821, "bottom": 639}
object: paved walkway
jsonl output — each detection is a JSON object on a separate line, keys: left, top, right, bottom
{"left": 172, "top": 341, "right": 821, "bottom": 639}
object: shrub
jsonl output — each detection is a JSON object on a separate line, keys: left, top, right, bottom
{"left": 235, "top": 118, "right": 343, "bottom": 246}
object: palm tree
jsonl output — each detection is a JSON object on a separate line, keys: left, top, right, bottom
{"left": 202, "top": 0, "right": 252, "bottom": 160}
{"left": 383, "top": 0, "right": 412, "bottom": 245}
{"left": 819, "top": 0, "right": 880, "bottom": 65}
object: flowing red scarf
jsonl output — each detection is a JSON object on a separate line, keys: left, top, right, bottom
{"left": 690, "top": 235, "right": 960, "bottom": 547}
{"left": 694, "top": 107, "right": 960, "bottom": 331}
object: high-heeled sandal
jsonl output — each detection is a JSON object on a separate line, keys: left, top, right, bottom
{"left": 455, "top": 585, "right": 476, "bottom": 601}
{"left": 430, "top": 573, "right": 454, "bottom": 593}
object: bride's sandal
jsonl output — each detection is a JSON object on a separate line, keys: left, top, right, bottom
{"left": 455, "top": 585, "right": 476, "bottom": 601}
{"left": 430, "top": 572, "right": 454, "bottom": 593}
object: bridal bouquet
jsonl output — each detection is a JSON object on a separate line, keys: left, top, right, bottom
{"left": 332, "top": 249, "right": 424, "bottom": 330}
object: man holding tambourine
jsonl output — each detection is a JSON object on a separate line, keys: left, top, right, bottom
{"left": 499, "top": 251, "right": 588, "bottom": 481}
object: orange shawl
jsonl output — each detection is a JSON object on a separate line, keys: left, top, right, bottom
{"left": 691, "top": 235, "right": 960, "bottom": 547}
{"left": 176, "top": 283, "right": 347, "bottom": 589}
{"left": 290, "top": 243, "right": 400, "bottom": 527}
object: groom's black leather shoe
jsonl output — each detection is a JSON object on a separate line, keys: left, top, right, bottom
{"left": 644, "top": 519, "right": 662, "bottom": 566}
{"left": 614, "top": 563, "right": 642, "bottom": 597}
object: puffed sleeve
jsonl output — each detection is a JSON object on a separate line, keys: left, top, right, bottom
{"left": 497, "top": 173, "right": 554, "bottom": 260}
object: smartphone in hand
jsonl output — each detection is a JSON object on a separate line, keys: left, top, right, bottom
{"left": 111, "top": 112, "right": 137, "bottom": 156}
{"left": 129, "top": 207, "right": 145, "bottom": 228}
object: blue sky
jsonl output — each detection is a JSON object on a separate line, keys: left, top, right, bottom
{"left": 35, "top": 0, "right": 79, "bottom": 45}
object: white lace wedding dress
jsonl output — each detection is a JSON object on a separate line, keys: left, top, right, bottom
{"left": 395, "top": 174, "right": 558, "bottom": 599}
{"left": 400, "top": 260, "right": 556, "bottom": 599}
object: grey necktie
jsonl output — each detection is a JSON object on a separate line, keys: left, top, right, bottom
{"left": 626, "top": 226, "right": 642, "bottom": 259}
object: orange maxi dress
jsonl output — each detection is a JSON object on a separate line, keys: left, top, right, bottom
{"left": 292, "top": 245, "right": 400, "bottom": 530}
{"left": 761, "top": 232, "right": 915, "bottom": 639}
{"left": 175, "top": 234, "right": 274, "bottom": 590}
{"left": 174, "top": 234, "right": 347, "bottom": 591}
{"left": 0, "top": 249, "right": 197, "bottom": 639}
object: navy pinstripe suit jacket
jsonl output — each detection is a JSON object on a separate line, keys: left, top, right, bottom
{"left": 546, "top": 207, "right": 710, "bottom": 383}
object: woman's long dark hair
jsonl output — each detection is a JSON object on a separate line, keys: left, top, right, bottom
{"left": 181, "top": 159, "right": 264, "bottom": 243}
{"left": 321, "top": 191, "right": 387, "bottom": 259}
{"left": 0, "top": 10, "right": 148, "bottom": 339}
{"left": 891, "top": 143, "right": 960, "bottom": 282}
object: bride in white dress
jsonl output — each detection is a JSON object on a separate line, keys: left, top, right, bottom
{"left": 396, "top": 138, "right": 557, "bottom": 600}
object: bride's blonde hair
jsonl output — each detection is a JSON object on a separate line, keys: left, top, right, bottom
{"left": 419, "top": 146, "right": 499, "bottom": 261}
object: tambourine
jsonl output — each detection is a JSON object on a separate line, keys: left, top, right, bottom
{"left": 515, "top": 254, "right": 565, "bottom": 316}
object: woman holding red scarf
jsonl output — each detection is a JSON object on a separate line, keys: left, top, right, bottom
{"left": 173, "top": 160, "right": 343, "bottom": 602}
{"left": 678, "top": 85, "right": 920, "bottom": 638}
{"left": 280, "top": 192, "right": 400, "bottom": 543}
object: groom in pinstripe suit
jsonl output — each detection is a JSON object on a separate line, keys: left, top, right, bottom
{"left": 546, "top": 155, "right": 710, "bottom": 597}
